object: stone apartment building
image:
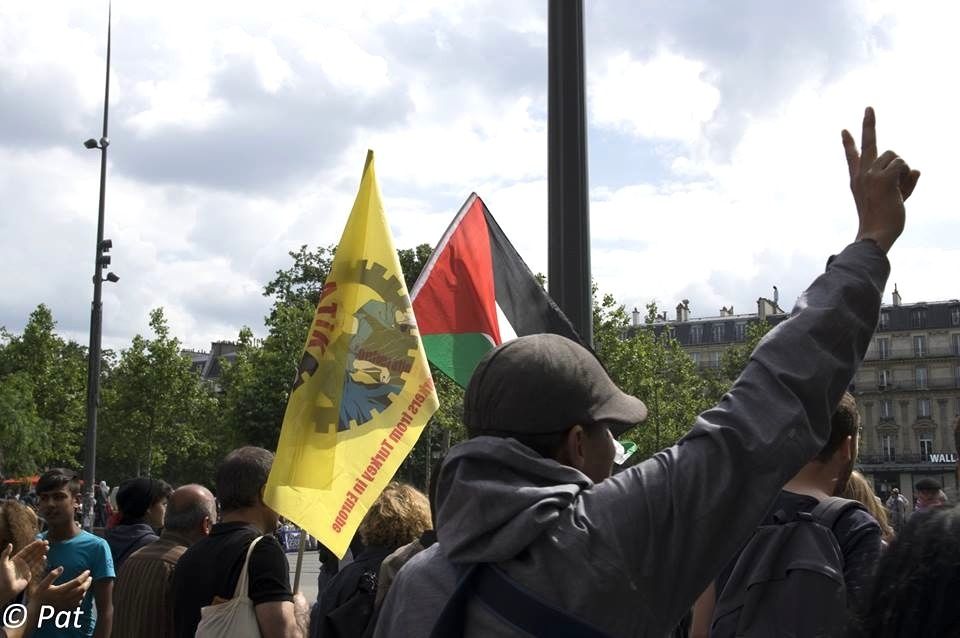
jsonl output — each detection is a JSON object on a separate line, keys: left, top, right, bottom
{"left": 638, "top": 291, "right": 788, "bottom": 369}
{"left": 182, "top": 340, "right": 239, "bottom": 385}
{"left": 852, "top": 287, "right": 960, "bottom": 503}
{"left": 643, "top": 287, "right": 960, "bottom": 504}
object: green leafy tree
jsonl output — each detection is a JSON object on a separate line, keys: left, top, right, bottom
{"left": 396, "top": 244, "right": 433, "bottom": 291}
{"left": 394, "top": 367, "right": 466, "bottom": 491}
{"left": 99, "top": 308, "right": 223, "bottom": 483}
{"left": 701, "top": 321, "right": 773, "bottom": 403}
{"left": 0, "top": 305, "right": 88, "bottom": 472}
{"left": 262, "top": 245, "right": 336, "bottom": 321}
{"left": 593, "top": 297, "right": 713, "bottom": 461}
{"left": 0, "top": 372, "right": 46, "bottom": 477}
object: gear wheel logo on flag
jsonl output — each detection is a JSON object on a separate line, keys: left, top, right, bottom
{"left": 304, "top": 259, "right": 418, "bottom": 433}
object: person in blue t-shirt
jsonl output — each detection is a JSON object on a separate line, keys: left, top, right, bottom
{"left": 35, "top": 468, "right": 115, "bottom": 638}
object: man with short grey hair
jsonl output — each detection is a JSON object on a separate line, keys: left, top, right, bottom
{"left": 112, "top": 484, "right": 216, "bottom": 638}
{"left": 173, "top": 446, "right": 310, "bottom": 638}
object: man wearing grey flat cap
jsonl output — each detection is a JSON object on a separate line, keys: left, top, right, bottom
{"left": 375, "top": 108, "right": 920, "bottom": 638}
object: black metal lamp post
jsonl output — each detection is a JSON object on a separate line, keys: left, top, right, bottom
{"left": 82, "top": 3, "right": 118, "bottom": 530}
{"left": 547, "top": 0, "right": 592, "bottom": 346}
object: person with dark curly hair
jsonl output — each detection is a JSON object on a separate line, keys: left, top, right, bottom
{"left": 852, "top": 505, "right": 960, "bottom": 637}
{"left": 104, "top": 477, "right": 172, "bottom": 571}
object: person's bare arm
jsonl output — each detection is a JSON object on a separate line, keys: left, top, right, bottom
{"left": 255, "top": 592, "right": 309, "bottom": 638}
{"left": 690, "top": 582, "right": 717, "bottom": 638}
{"left": 91, "top": 579, "right": 113, "bottom": 638}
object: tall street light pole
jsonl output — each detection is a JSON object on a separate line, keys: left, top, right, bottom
{"left": 547, "top": 0, "right": 592, "bottom": 346}
{"left": 82, "top": 3, "right": 118, "bottom": 530}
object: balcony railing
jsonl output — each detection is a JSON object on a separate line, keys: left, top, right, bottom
{"left": 870, "top": 378, "right": 960, "bottom": 392}
{"left": 864, "top": 346, "right": 960, "bottom": 362}
{"left": 858, "top": 452, "right": 957, "bottom": 465}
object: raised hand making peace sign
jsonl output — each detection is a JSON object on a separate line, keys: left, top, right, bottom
{"left": 842, "top": 107, "right": 921, "bottom": 253}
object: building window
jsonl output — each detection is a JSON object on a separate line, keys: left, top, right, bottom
{"left": 882, "top": 434, "right": 896, "bottom": 462}
{"left": 690, "top": 351, "right": 701, "bottom": 365}
{"left": 918, "top": 398, "right": 932, "bottom": 418}
{"left": 689, "top": 325, "right": 702, "bottom": 345}
{"left": 953, "top": 334, "right": 960, "bottom": 356}
{"left": 916, "top": 366, "right": 928, "bottom": 389}
{"left": 955, "top": 365, "right": 960, "bottom": 389}
{"left": 707, "top": 351, "right": 722, "bottom": 368}
{"left": 880, "top": 399, "right": 893, "bottom": 419}
{"left": 878, "top": 369, "right": 891, "bottom": 388}
{"left": 877, "top": 337, "right": 890, "bottom": 360}
{"left": 952, "top": 306, "right": 960, "bottom": 326}
{"left": 914, "top": 335, "right": 926, "bottom": 357}
{"left": 712, "top": 324, "right": 724, "bottom": 343}
{"left": 735, "top": 322, "right": 746, "bottom": 341}
{"left": 911, "top": 309, "right": 926, "bottom": 329}
{"left": 919, "top": 432, "right": 934, "bottom": 459}
{"left": 879, "top": 311, "right": 890, "bottom": 330}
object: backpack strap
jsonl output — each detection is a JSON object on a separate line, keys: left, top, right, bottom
{"left": 429, "top": 564, "right": 480, "bottom": 638}
{"left": 810, "top": 497, "right": 864, "bottom": 529}
{"left": 430, "top": 563, "right": 611, "bottom": 638}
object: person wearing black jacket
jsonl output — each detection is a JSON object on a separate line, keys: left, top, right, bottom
{"left": 104, "top": 477, "right": 171, "bottom": 571}
{"left": 311, "top": 482, "right": 431, "bottom": 638}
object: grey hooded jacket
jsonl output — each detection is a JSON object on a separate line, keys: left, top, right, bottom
{"left": 375, "top": 240, "right": 888, "bottom": 638}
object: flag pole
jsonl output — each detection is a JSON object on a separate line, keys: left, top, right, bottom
{"left": 292, "top": 531, "right": 307, "bottom": 593}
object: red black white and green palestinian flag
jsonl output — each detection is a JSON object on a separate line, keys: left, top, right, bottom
{"left": 410, "top": 193, "right": 582, "bottom": 387}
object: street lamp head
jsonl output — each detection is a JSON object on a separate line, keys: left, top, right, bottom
{"left": 105, "top": 272, "right": 119, "bottom": 283}
{"left": 83, "top": 138, "right": 99, "bottom": 149}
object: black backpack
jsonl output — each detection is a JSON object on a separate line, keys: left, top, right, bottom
{"left": 311, "top": 569, "right": 378, "bottom": 638}
{"left": 710, "top": 496, "right": 864, "bottom": 638}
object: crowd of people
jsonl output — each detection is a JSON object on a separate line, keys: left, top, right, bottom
{"left": 0, "top": 452, "right": 437, "bottom": 638}
{"left": 2, "top": 108, "right": 957, "bottom": 637}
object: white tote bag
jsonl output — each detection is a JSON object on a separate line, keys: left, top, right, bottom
{"left": 196, "top": 535, "right": 265, "bottom": 638}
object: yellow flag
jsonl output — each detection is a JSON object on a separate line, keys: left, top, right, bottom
{"left": 264, "top": 150, "right": 439, "bottom": 558}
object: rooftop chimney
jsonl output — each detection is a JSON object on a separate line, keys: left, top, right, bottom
{"left": 892, "top": 284, "right": 902, "bottom": 307}
{"left": 758, "top": 297, "right": 778, "bottom": 321}
{"left": 632, "top": 307, "right": 641, "bottom": 327}
{"left": 676, "top": 300, "right": 690, "bottom": 322}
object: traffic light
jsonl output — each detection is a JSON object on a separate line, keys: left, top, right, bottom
{"left": 98, "top": 238, "right": 112, "bottom": 268}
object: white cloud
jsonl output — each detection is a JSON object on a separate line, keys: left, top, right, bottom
{"left": 2, "top": 0, "right": 959, "bottom": 355}
{"left": 589, "top": 50, "right": 721, "bottom": 144}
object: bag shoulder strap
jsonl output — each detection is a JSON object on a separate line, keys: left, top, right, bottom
{"left": 810, "top": 497, "right": 864, "bottom": 529}
{"left": 232, "top": 535, "right": 265, "bottom": 600}
{"left": 430, "top": 563, "right": 611, "bottom": 638}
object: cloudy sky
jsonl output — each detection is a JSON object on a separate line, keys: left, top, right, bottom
{"left": 2, "top": 0, "right": 957, "bottom": 351}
